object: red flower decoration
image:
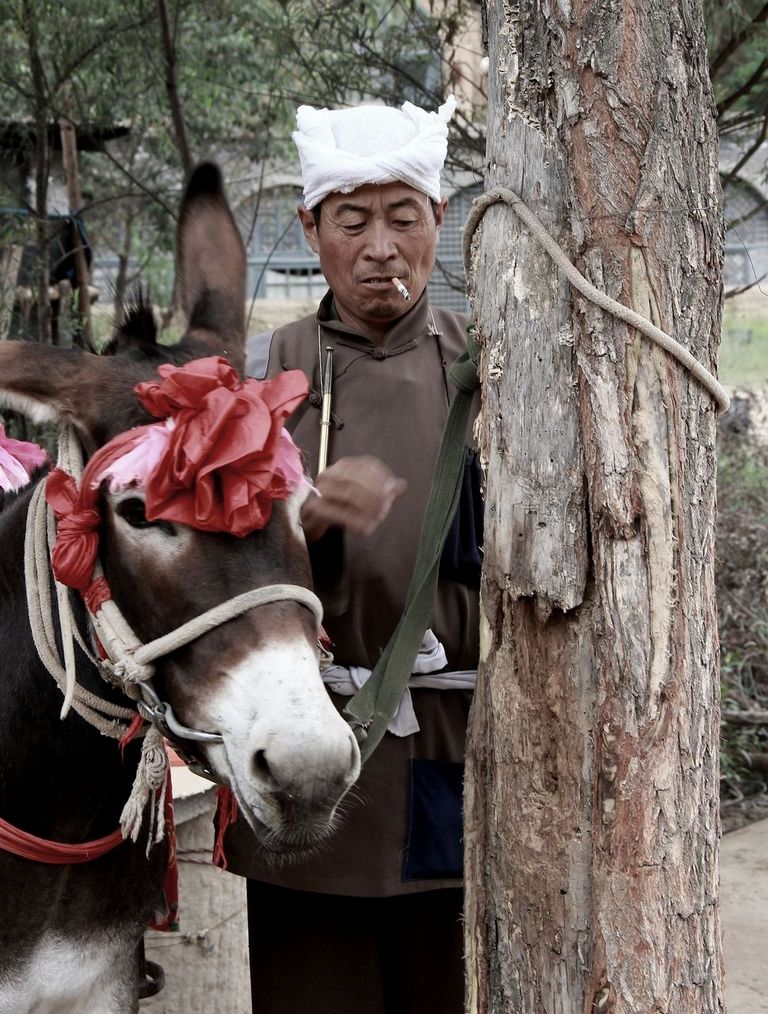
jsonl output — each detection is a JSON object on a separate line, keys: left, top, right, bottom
{"left": 47, "top": 357, "right": 309, "bottom": 593}
{"left": 134, "top": 357, "right": 308, "bottom": 537}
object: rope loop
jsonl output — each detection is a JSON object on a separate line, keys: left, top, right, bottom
{"left": 462, "top": 186, "right": 730, "bottom": 414}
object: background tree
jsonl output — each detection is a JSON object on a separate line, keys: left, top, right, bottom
{"left": 1, "top": 0, "right": 764, "bottom": 318}
{"left": 464, "top": 0, "right": 725, "bottom": 1009}
{"left": 706, "top": 0, "right": 768, "bottom": 294}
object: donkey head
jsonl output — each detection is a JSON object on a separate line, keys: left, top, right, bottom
{"left": 0, "top": 165, "right": 360, "bottom": 851}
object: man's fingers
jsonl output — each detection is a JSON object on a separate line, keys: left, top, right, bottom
{"left": 301, "top": 456, "right": 407, "bottom": 540}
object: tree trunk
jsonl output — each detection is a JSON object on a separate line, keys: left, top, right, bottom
{"left": 23, "top": 0, "right": 51, "bottom": 344}
{"left": 464, "top": 1, "right": 724, "bottom": 1012}
{"left": 0, "top": 245, "right": 22, "bottom": 340}
{"left": 113, "top": 204, "right": 136, "bottom": 315}
{"left": 59, "top": 105, "right": 94, "bottom": 351}
{"left": 156, "top": 0, "right": 193, "bottom": 175}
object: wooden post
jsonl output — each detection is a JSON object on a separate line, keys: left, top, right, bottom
{"left": 464, "top": 0, "right": 724, "bottom": 1010}
{"left": 58, "top": 107, "right": 94, "bottom": 351}
{"left": 57, "top": 279, "right": 72, "bottom": 348}
{"left": 0, "top": 246, "right": 22, "bottom": 339}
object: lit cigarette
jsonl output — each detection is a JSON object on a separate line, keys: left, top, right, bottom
{"left": 391, "top": 277, "right": 411, "bottom": 301}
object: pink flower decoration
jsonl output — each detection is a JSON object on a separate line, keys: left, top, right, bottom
{"left": 272, "top": 429, "right": 304, "bottom": 495}
{"left": 0, "top": 424, "right": 48, "bottom": 493}
{"left": 94, "top": 420, "right": 174, "bottom": 494}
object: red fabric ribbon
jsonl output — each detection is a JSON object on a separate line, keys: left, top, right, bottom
{"left": 119, "top": 713, "right": 147, "bottom": 755}
{"left": 84, "top": 576, "right": 112, "bottom": 614}
{"left": 149, "top": 772, "right": 179, "bottom": 933}
{"left": 212, "top": 786, "right": 239, "bottom": 870}
{"left": 45, "top": 468, "right": 101, "bottom": 591}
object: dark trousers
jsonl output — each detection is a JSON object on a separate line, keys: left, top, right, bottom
{"left": 247, "top": 881, "right": 464, "bottom": 1014}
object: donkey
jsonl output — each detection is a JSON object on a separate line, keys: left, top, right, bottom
{"left": 0, "top": 164, "right": 360, "bottom": 1014}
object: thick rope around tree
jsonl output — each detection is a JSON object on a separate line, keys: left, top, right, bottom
{"left": 462, "top": 186, "right": 730, "bottom": 414}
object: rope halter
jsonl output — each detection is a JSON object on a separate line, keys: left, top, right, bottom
{"left": 25, "top": 433, "right": 322, "bottom": 847}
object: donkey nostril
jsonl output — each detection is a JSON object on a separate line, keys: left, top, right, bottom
{"left": 253, "top": 749, "right": 276, "bottom": 786}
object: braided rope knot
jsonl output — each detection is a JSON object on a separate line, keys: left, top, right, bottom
{"left": 112, "top": 656, "right": 155, "bottom": 685}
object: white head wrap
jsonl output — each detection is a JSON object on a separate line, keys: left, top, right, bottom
{"left": 293, "top": 96, "right": 456, "bottom": 210}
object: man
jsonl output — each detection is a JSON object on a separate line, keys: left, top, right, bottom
{"left": 226, "top": 95, "right": 480, "bottom": 1014}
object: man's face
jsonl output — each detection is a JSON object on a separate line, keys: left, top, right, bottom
{"left": 298, "top": 182, "right": 446, "bottom": 340}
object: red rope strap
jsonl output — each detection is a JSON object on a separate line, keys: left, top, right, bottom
{"left": 212, "top": 786, "right": 239, "bottom": 870}
{"left": 0, "top": 817, "right": 124, "bottom": 864}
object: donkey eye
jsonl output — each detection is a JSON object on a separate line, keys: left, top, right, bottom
{"left": 117, "top": 498, "right": 148, "bottom": 526}
{"left": 116, "top": 498, "right": 175, "bottom": 535}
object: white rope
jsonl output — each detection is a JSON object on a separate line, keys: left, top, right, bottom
{"left": 120, "top": 725, "right": 169, "bottom": 848}
{"left": 462, "top": 186, "right": 730, "bottom": 413}
{"left": 24, "top": 481, "right": 134, "bottom": 738}
{"left": 133, "top": 584, "right": 323, "bottom": 667}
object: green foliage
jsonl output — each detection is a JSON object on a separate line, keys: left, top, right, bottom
{"left": 720, "top": 312, "right": 768, "bottom": 384}
{"left": 705, "top": 0, "right": 768, "bottom": 247}
{"left": 706, "top": 0, "right": 768, "bottom": 132}
{"left": 717, "top": 402, "right": 768, "bottom": 801}
{"left": 0, "top": 0, "right": 482, "bottom": 316}
{"left": 0, "top": 0, "right": 762, "bottom": 316}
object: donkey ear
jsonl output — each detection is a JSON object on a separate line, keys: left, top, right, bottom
{"left": 174, "top": 163, "right": 247, "bottom": 375}
{"left": 0, "top": 341, "right": 150, "bottom": 453}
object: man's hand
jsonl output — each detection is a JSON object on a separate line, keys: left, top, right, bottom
{"left": 301, "top": 455, "right": 407, "bottom": 542}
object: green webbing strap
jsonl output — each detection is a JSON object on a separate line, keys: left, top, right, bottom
{"left": 343, "top": 330, "right": 481, "bottom": 763}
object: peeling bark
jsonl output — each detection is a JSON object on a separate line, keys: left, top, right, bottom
{"left": 465, "top": 1, "right": 724, "bottom": 1011}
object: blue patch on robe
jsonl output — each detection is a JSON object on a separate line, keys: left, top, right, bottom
{"left": 403, "top": 758, "right": 464, "bottom": 880}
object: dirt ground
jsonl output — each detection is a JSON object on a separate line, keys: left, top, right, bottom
{"left": 722, "top": 817, "right": 768, "bottom": 1012}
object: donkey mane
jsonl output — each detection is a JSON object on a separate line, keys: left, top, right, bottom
{"left": 102, "top": 288, "right": 201, "bottom": 370}
{"left": 101, "top": 288, "right": 162, "bottom": 362}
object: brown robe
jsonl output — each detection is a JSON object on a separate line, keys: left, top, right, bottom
{"left": 224, "top": 290, "right": 479, "bottom": 896}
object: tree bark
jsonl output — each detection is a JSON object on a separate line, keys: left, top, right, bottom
{"left": 464, "top": 1, "right": 724, "bottom": 1012}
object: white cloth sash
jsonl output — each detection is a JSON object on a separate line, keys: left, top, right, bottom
{"left": 321, "top": 629, "right": 476, "bottom": 737}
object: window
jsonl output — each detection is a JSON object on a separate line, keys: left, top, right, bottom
{"left": 245, "top": 186, "right": 325, "bottom": 301}
{"left": 724, "top": 179, "right": 768, "bottom": 288}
